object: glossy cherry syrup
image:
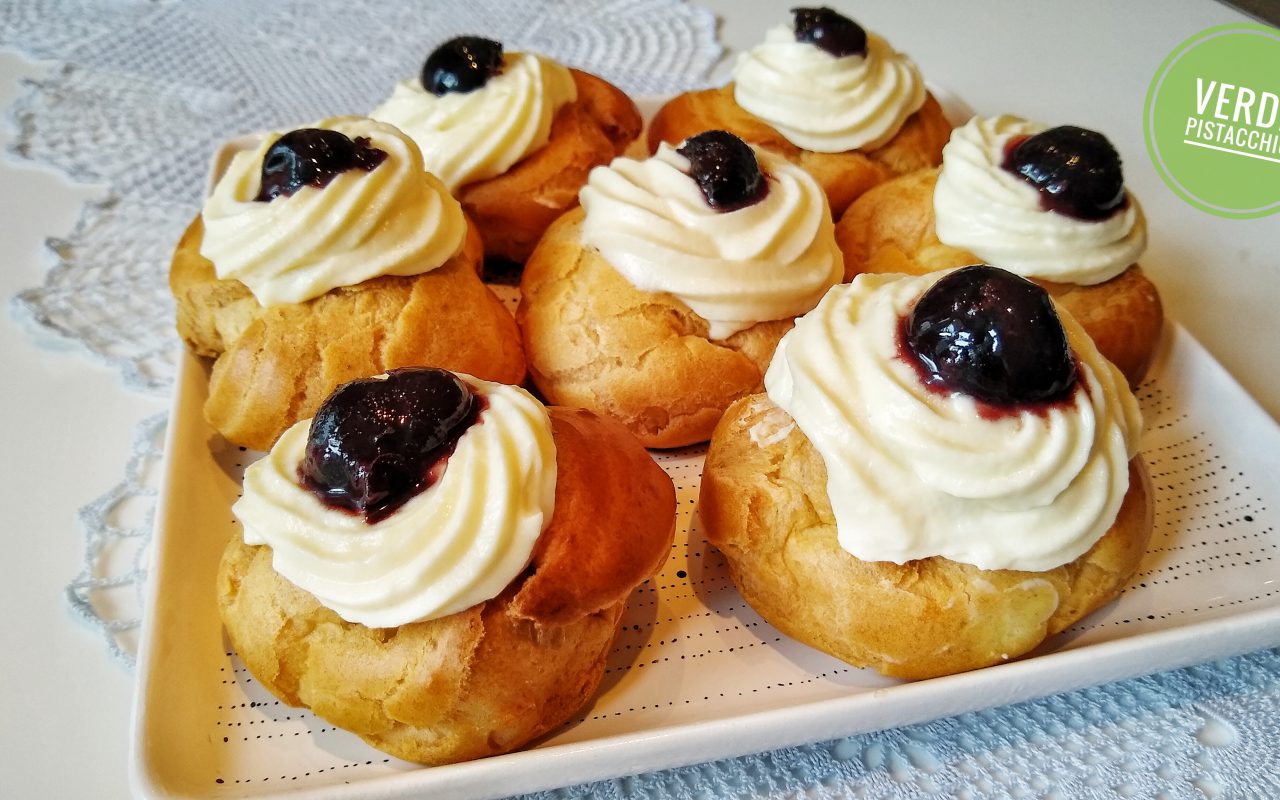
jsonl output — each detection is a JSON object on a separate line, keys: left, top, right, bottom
{"left": 792, "top": 7, "right": 868, "bottom": 58}
{"left": 677, "top": 130, "right": 768, "bottom": 212}
{"left": 904, "top": 265, "right": 1077, "bottom": 407}
{"left": 300, "top": 368, "right": 483, "bottom": 522}
{"left": 421, "top": 36, "right": 504, "bottom": 95}
{"left": 1002, "top": 126, "right": 1126, "bottom": 221}
{"left": 256, "top": 128, "right": 386, "bottom": 202}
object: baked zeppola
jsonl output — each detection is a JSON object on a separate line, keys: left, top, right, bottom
{"left": 700, "top": 266, "right": 1153, "bottom": 679}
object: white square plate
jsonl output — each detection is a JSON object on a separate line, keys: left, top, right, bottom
{"left": 131, "top": 94, "right": 1280, "bottom": 799}
{"left": 131, "top": 323, "right": 1280, "bottom": 800}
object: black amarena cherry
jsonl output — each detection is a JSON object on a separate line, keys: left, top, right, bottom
{"left": 1002, "top": 126, "right": 1126, "bottom": 221}
{"left": 300, "top": 368, "right": 482, "bottom": 522}
{"left": 421, "top": 36, "right": 504, "bottom": 96}
{"left": 905, "top": 265, "right": 1077, "bottom": 406}
{"left": 677, "top": 130, "right": 768, "bottom": 212}
{"left": 792, "top": 7, "right": 868, "bottom": 58}
{"left": 255, "top": 128, "right": 386, "bottom": 202}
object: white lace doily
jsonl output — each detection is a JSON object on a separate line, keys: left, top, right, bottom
{"left": 3, "top": 0, "right": 721, "bottom": 664}
{"left": 4, "top": 1, "right": 1279, "bottom": 798}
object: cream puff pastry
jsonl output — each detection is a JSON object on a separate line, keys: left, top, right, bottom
{"left": 518, "top": 130, "right": 843, "bottom": 448}
{"left": 171, "top": 117, "right": 525, "bottom": 451}
{"left": 700, "top": 266, "right": 1153, "bottom": 679}
{"left": 218, "top": 368, "right": 676, "bottom": 764}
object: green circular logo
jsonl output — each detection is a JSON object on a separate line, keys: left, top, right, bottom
{"left": 1145, "top": 23, "right": 1280, "bottom": 219}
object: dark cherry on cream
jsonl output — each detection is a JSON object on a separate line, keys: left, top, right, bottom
{"left": 792, "top": 7, "right": 868, "bottom": 58}
{"left": 421, "top": 36, "right": 504, "bottom": 96}
{"left": 677, "top": 130, "right": 768, "bottom": 212}
{"left": 255, "top": 129, "right": 386, "bottom": 202}
{"left": 300, "top": 368, "right": 483, "bottom": 523}
{"left": 905, "top": 265, "right": 1077, "bottom": 406}
{"left": 1002, "top": 126, "right": 1126, "bottom": 221}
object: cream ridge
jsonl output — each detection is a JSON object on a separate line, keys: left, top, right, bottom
{"left": 732, "top": 25, "right": 926, "bottom": 153}
{"left": 764, "top": 271, "right": 1142, "bottom": 572}
{"left": 233, "top": 375, "right": 558, "bottom": 629}
{"left": 579, "top": 142, "right": 843, "bottom": 340}
{"left": 933, "top": 115, "right": 1148, "bottom": 285}
{"left": 200, "top": 116, "right": 466, "bottom": 306}
{"left": 370, "top": 51, "right": 577, "bottom": 192}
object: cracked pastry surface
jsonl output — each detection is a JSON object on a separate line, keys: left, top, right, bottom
{"left": 699, "top": 392, "right": 1153, "bottom": 681}
{"left": 172, "top": 218, "right": 525, "bottom": 451}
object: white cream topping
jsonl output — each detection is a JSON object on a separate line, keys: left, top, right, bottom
{"left": 764, "top": 271, "right": 1142, "bottom": 572}
{"left": 579, "top": 142, "right": 843, "bottom": 340}
{"left": 370, "top": 51, "right": 577, "bottom": 192}
{"left": 732, "top": 24, "right": 926, "bottom": 153}
{"left": 200, "top": 116, "right": 466, "bottom": 306}
{"left": 234, "top": 376, "right": 558, "bottom": 629}
{"left": 933, "top": 115, "right": 1148, "bottom": 285}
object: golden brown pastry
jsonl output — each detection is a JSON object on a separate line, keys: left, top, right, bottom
{"left": 518, "top": 131, "right": 844, "bottom": 449}
{"left": 647, "top": 8, "right": 951, "bottom": 217}
{"left": 173, "top": 219, "right": 523, "bottom": 451}
{"left": 457, "top": 70, "right": 642, "bottom": 264}
{"left": 171, "top": 117, "right": 526, "bottom": 451}
{"left": 698, "top": 267, "right": 1154, "bottom": 680}
{"left": 218, "top": 370, "right": 676, "bottom": 765}
{"left": 370, "top": 37, "right": 642, "bottom": 264}
{"left": 837, "top": 117, "right": 1163, "bottom": 385}
{"left": 517, "top": 210, "right": 789, "bottom": 449}
{"left": 701, "top": 394, "right": 1153, "bottom": 680}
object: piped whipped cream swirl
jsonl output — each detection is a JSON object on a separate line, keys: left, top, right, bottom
{"left": 370, "top": 52, "right": 577, "bottom": 192}
{"left": 732, "top": 25, "right": 926, "bottom": 153}
{"left": 234, "top": 376, "right": 558, "bottom": 629}
{"left": 764, "top": 271, "right": 1142, "bottom": 572}
{"left": 579, "top": 143, "right": 843, "bottom": 340}
{"left": 200, "top": 116, "right": 466, "bottom": 306}
{"left": 933, "top": 115, "right": 1148, "bottom": 285}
